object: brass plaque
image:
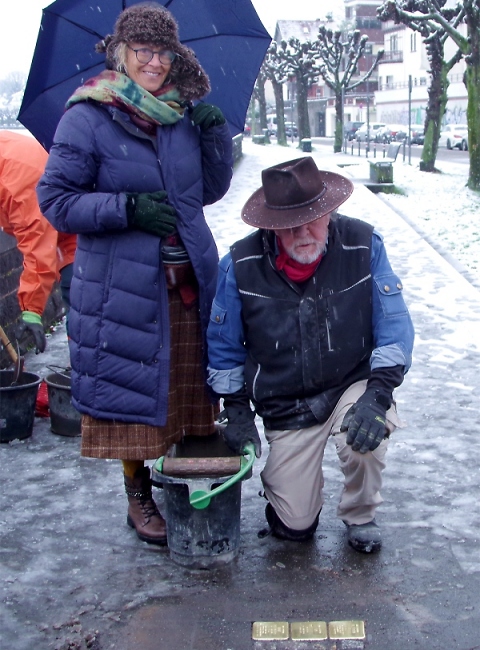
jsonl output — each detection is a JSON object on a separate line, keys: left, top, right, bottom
{"left": 252, "top": 621, "right": 289, "bottom": 640}
{"left": 291, "top": 621, "right": 328, "bottom": 640}
{"left": 328, "top": 620, "right": 366, "bottom": 639}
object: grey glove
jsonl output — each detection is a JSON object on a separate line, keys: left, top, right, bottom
{"left": 15, "top": 311, "right": 46, "bottom": 353}
{"left": 221, "top": 389, "right": 261, "bottom": 458}
{"left": 126, "top": 190, "right": 177, "bottom": 237}
{"left": 340, "top": 388, "right": 390, "bottom": 453}
{"left": 340, "top": 365, "right": 405, "bottom": 454}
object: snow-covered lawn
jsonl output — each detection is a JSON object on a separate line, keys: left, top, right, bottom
{"left": 380, "top": 160, "right": 480, "bottom": 286}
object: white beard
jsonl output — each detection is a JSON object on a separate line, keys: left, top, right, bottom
{"left": 284, "top": 239, "right": 324, "bottom": 264}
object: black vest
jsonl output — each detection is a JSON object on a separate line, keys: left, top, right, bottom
{"left": 231, "top": 215, "right": 374, "bottom": 429}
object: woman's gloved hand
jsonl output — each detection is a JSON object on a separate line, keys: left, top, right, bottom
{"left": 126, "top": 190, "right": 177, "bottom": 237}
{"left": 15, "top": 311, "right": 46, "bottom": 353}
{"left": 190, "top": 103, "right": 226, "bottom": 131}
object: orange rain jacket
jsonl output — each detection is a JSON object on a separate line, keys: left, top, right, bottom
{"left": 0, "top": 131, "right": 76, "bottom": 316}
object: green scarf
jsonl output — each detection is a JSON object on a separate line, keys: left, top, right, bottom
{"left": 66, "top": 70, "right": 185, "bottom": 126}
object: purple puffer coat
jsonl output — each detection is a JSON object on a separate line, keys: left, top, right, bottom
{"left": 37, "top": 101, "right": 233, "bottom": 426}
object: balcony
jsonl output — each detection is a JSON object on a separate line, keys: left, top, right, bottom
{"left": 382, "top": 50, "right": 403, "bottom": 63}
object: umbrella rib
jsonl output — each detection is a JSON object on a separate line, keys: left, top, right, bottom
{"left": 35, "top": 62, "right": 103, "bottom": 94}
{"left": 45, "top": 10, "right": 106, "bottom": 40}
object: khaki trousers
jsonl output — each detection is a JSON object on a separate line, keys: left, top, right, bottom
{"left": 260, "top": 381, "right": 402, "bottom": 530}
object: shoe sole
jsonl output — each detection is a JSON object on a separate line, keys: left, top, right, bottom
{"left": 127, "top": 515, "right": 168, "bottom": 546}
{"left": 348, "top": 538, "right": 382, "bottom": 553}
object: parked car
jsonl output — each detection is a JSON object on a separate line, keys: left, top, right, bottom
{"left": 438, "top": 124, "right": 468, "bottom": 150}
{"left": 355, "top": 122, "right": 387, "bottom": 142}
{"left": 375, "top": 124, "right": 405, "bottom": 144}
{"left": 410, "top": 126, "right": 425, "bottom": 145}
{"left": 285, "top": 121, "right": 298, "bottom": 138}
{"left": 266, "top": 114, "right": 277, "bottom": 136}
{"left": 344, "top": 121, "right": 364, "bottom": 141}
{"left": 394, "top": 125, "right": 425, "bottom": 144}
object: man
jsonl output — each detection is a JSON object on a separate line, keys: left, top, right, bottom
{"left": 0, "top": 131, "right": 76, "bottom": 352}
{"left": 207, "top": 157, "right": 414, "bottom": 553}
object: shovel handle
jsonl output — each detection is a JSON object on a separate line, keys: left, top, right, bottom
{"left": 0, "top": 325, "right": 18, "bottom": 364}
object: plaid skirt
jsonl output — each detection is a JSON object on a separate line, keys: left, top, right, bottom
{"left": 81, "top": 289, "right": 218, "bottom": 460}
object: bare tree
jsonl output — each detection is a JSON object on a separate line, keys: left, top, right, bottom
{"left": 315, "top": 27, "right": 384, "bottom": 153}
{"left": 261, "top": 42, "right": 291, "bottom": 146}
{"left": 378, "top": 0, "right": 480, "bottom": 190}
{"left": 378, "top": 0, "right": 463, "bottom": 172}
{"left": 278, "top": 38, "right": 323, "bottom": 142}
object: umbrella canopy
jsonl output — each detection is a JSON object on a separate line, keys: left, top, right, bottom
{"left": 18, "top": 0, "right": 271, "bottom": 150}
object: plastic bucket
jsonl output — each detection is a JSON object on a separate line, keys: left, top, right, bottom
{"left": 45, "top": 371, "right": 81, "bottom": 437}
{"left": 0, "top": 370, "right": 42, "bottom": 442}
{"left": 152, "top": 434, "right": 253, "bottom": 569}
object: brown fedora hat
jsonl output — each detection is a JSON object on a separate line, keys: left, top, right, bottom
{"left": 241, "top": 156, "right": 354, "bottom": 230}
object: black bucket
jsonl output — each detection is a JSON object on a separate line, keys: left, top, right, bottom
{"left": 0, "top": 370, "right": 42, "bottom": 442}
{"left": 45, "top": 371, "right": 81, "bottom": 437}
{"left": 152, "top": 434, "right": 253, "bottom": 569}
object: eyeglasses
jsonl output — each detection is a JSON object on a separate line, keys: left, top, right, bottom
{"left": 127, "top": 46, "right": 176, "bottom": 65}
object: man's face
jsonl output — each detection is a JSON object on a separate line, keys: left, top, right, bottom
{"left": 274, "top": 214, "right": 331, "bottom": 264}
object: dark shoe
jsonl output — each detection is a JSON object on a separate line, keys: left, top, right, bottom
{"left": 260, "top": 503, "right": 319, "bottom": 542}
{"left": 345, "top": 519, "right": 382, "bottom": 553}
{"left": 124, "top": 467, "right": 167, "bottom": 546}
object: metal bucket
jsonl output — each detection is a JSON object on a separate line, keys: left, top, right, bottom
{"left": 152, "top": 434, "right": 254, "bottom": 569}
{"left": 0, "top": 370, "right": 42, "bottom": 442}
{"left": 44, "top": 369, "right": 81, "bottom": 437}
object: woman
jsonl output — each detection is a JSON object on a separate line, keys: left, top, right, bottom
{"left": 37, "top": 2, "right": 233, "bottom": 546}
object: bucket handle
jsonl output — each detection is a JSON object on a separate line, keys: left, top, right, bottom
{"left": 46, "top": 364, "right": 72, "bottom": 380}
{"left": 154, "top": 443, "right": 255, "bottom": 510}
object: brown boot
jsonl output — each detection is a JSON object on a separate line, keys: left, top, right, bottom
{"left": 124, "top": 467, "right": 167, "bottom": 545}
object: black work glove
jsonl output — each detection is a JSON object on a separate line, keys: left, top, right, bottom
{"left": 15, "top": 311, "right": 46, "bottom": 353}
{"left": 126, "top": 190, "right": 177, "bottom": 237}
{"left": 221, "top": 389, "right": 262, "bottom": 458}
{"left": 190, "top": 103, "right": 226, "bottom": 131}
{"left": 340, "top": 365, "right": 405, "bottom": 454}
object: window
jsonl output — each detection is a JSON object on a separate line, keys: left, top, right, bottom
{"left": 390, "top": 35, "right": 398, "bottom": 52}
{"left": 410, "top": 32, "right": 417, "bottom": 52}
{"left": 386, "top": 75, "right": 394, "bottom": 89}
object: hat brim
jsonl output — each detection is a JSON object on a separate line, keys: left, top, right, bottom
{"left": 241, "top": 169, "right": 354, "bottom": 230}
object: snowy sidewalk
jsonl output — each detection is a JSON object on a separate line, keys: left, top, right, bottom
{"left": 1, "top": 138, "right": 480, "bottom": 650}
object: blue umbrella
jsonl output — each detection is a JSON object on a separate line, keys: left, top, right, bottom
{"left": 18, "top": 0, "right": 271, "bottom": 150}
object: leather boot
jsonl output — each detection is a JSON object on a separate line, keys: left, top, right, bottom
{"left": 124, "top": 467, "right": 167, "bottom": 546}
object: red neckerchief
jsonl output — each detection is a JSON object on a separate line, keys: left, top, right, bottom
{"left": 275, "top": 236, "right": 322, "bottom": 282}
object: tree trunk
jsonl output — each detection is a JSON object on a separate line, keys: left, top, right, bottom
{"left": 334, "top": 90, "right": 344, "bottom": 153}
{"left": 272, "top": 81, "right": 287, "bottom": 146}
{"left": 257, "top": 78, "right": 268, "bottom": 131}
{"left": 465, "top": 62, "right": 480, "bottom": 191}
{"left": 296, "top": 80, "right": 310, "bottom": 141}
{"left": 420, "top": 60, "right": 448, "bottom": 172}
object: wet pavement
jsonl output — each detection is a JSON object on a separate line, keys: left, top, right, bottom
{"left": 1, "top": 141, "right": 480, "bottom": 650}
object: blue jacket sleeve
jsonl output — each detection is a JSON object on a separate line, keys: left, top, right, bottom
{"left": 370, "top": 230, "right": 415, "bottom": 372}
{"left": 36, "top": 106, "right": 128, "bottom": 234}
{"left": 206, "top": 252, "right": 246, "bottom": 394}
{"left": 199, "top": 122, "right": 233, "bottom": 206}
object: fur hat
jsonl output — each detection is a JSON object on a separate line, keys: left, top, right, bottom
{"left": 95, "top": 2, "right": 210, "bottom": 101}
{"left": 242, "top": 157, "right": 354, "bottom": 230}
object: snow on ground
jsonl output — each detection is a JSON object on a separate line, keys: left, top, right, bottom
{"left": 380, "top": 159, "right": 480, "bottom": 287}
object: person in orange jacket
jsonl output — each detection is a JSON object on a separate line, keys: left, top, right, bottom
{"left": 0, "top": 131, "right": 76, "bottom": 352}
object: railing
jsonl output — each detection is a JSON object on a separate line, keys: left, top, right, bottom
{"left": 382, "top": 50, "right": 404, "bottom": 63}
{"left": 342, "top": 137, "right": 409, "bottom": 162}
